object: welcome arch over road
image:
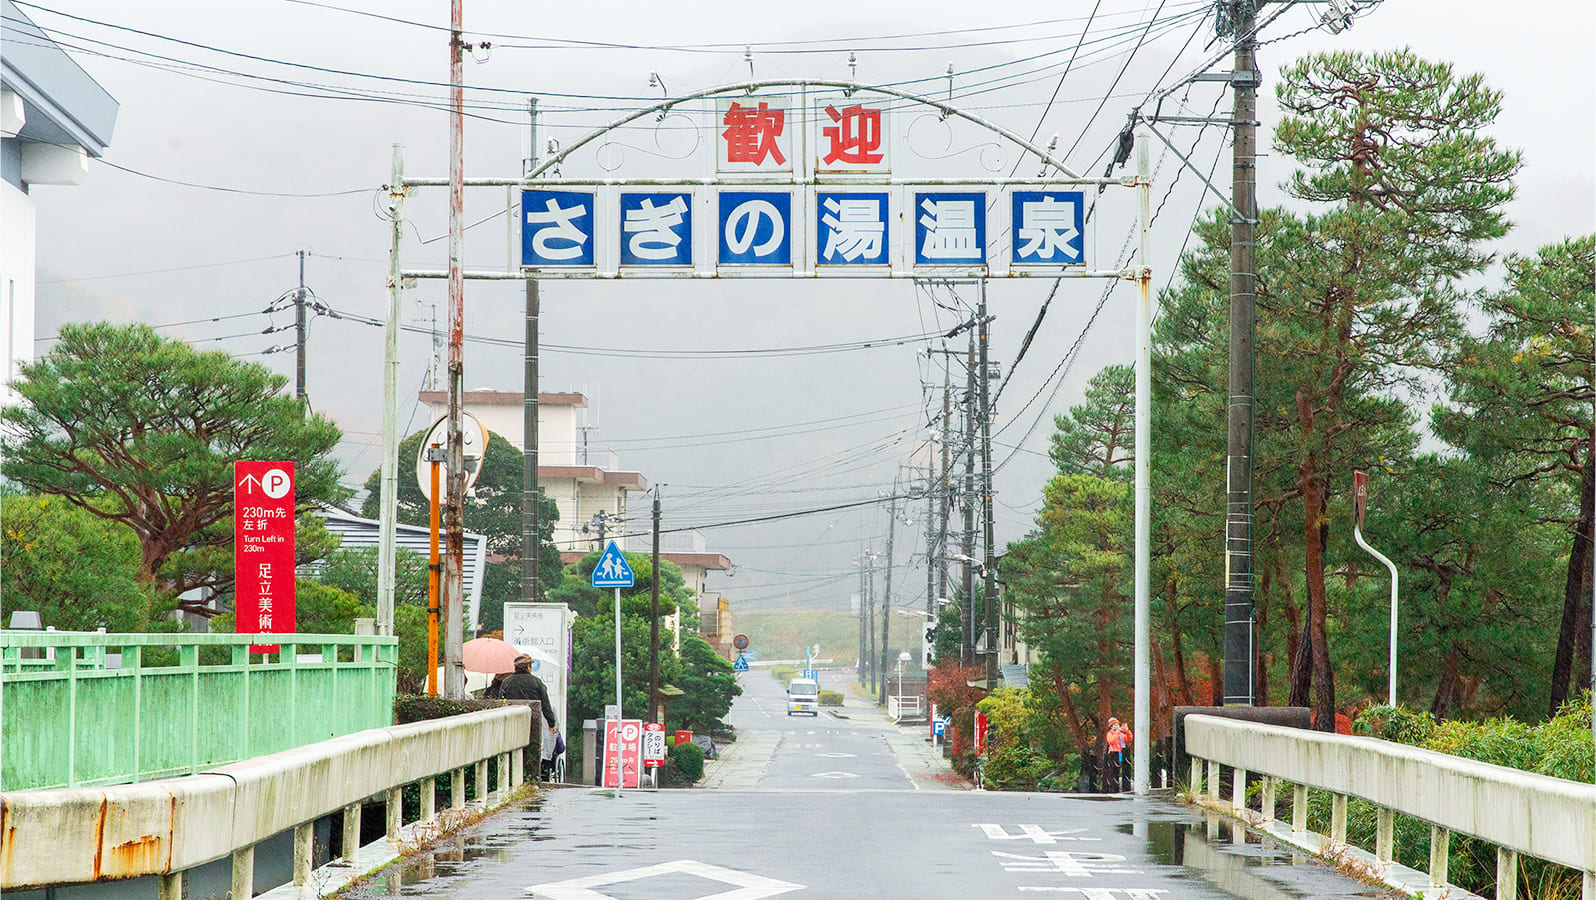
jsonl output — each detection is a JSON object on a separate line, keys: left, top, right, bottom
{"left": 382, "top": 77, "right": 1158, "bottom": 791}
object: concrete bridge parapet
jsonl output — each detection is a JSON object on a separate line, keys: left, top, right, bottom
{"left": 0, "top": 705, "right": 533, "bottom": 895}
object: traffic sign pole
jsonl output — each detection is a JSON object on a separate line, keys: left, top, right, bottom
{"left": 588, "top": 539, "right": 637, "bottom": 778}
{"left": 614, "top": 584, "right": 623, "bottom": 764}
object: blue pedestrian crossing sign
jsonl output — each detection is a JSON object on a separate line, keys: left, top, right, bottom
{"left": 733, "top": 654, "right": 750, "bottom": 672}
{"left": 590, "top": 540, "right": 636, "bottom": 588}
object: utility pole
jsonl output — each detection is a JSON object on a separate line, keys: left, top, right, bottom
{"left": 925, "top": 465, "right": 936, "bottom": 631}
{"left": 442, "top": 0, "right": 467, "bottom": 700}
{"left": 522, "top": 98, "right": 541, "bottom": 605}
{"left": 294, "top": 249, "right": 308, "bottom": 406}
{"left": 867, "top": 560, "right": 877, "bottom": 693}
{"left": 377, "top": 144, "right": 405, "bottom": 639}
{"left": 880, "top": 485, "right": 898, "bottom": 706}
{"left": 962, "top": 326, "right": 977, "bottom": 667}
{"left": 978, "top": 280, "right": 999, "bottom": 686}
{"left": 649, "top": 490, "right": 661, "bottom": 722}
{"left": 857, "top": 546, "right": 867, "bottom": 683}
{"left": 938, "top": 361, "right": 952, "bottom": 616}
{"left": 1223, "top": 0, "right": 1260, "bottom": 707}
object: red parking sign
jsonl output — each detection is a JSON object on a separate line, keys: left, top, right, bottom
{"left": 603, "top": 719, "right": 644, "bottom": 788}
{"left": 234, "top": 461, "right": 296, "bottom": 653}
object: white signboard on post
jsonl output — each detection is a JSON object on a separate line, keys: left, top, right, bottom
{"left": 502, "top": 602, "right": 572, "bottom": 744}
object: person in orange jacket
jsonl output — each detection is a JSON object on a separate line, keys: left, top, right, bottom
{"left": 1105, "top": 717, "right": 1133, "bottom": 791}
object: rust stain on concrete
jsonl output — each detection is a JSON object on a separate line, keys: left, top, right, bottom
{"left": 91, "top": 798, "right": 108, "bottom": 880}
{"left": 102, "top": 833, "right": 167, "bottom": 877}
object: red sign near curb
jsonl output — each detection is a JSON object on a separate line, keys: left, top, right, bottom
{"left": 603, "top": 719, "right": 644, "bottom": 788}
{"left": 234, "top": 461, "right": 296, "bottom": 653}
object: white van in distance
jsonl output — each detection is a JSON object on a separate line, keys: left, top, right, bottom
{"left": 786, "top": 677, "right": 820, "bottom": 716}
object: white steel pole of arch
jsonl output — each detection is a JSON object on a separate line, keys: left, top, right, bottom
{"left": 1353, "top": 470, "right": 1401, "bottom": 708}
{"left": 1132, "top": 128, "right": 1152, "bottom": 796}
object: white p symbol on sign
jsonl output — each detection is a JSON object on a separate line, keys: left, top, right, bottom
{"left": 262, "top": 468, "right": 293, "bottom": 499}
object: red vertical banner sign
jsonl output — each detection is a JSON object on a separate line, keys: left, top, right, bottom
{"left": 1354, "top": 469, "right": 1368, "bottom": 529}
{"left": 974, "top": 709, "right": 989, "bottom": 755}
{"left": 234, "top": 461, "right": 296, "bottom": 653}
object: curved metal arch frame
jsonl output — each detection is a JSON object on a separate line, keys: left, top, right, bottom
{"left": 527, "top": 79, "right": 1083, "bottom": 181}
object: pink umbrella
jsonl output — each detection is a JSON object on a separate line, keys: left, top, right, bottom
{"left": 461, "top": 637, "right": 524, "bottom": 675}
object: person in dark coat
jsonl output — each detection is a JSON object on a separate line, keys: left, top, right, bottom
{"left": 485, "top": 655, "right": 559, "bottom": 735}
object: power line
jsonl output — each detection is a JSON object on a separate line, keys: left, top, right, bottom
{"left": 37, "top": 253, "right": 294, "bottom": 284}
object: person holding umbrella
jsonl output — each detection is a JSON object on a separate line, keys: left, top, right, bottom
{"left": 485, "top": 655, "right": 562, "bottom": 778}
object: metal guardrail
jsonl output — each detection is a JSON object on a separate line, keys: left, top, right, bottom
{"left": 1, "top": 631, "right": 398, "bottom": 792}
{"left": 0, "top": 705, "right": 532, "bottom": 894}
{"left": 887, "top": 695, "right": 924, "bottom": 722}
{"left": 1183, "top": 715, "right": 1596, "bottom": 900}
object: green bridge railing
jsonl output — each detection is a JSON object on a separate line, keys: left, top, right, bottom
{"left": 1, "top": 631, "right": 398, "bottom": 792}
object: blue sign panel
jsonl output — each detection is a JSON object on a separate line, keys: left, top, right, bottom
{"left": 1011, "top": 191, "right": 1085, "bottom": 265}
{"left": 619, "top": 192, "right": 692, "bottom": 267}
{"left": 718, "top": 191, "right": 792, "bottom": 266}
{"left": 914, "top": 191, "right": 986, "bottom": 266}
{"left": 522, "top": 190, "right": 595, "bottom": 267}
{"left": 933, "top": 718, "right": 947, "bottom": 736}
{"left": 590, "top": 540, "right": 636, "bottom": 588}
{"left": 733, "top": 653, "right": 750, "bottom": 672}
{"left": 816, "top": 192, "right": 889, "bottom": 265}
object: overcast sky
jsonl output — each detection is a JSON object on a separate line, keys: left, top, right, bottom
{"left": 21, "top": 0, "right": 1594, "bottom": 622}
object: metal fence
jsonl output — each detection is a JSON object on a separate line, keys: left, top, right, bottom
{"left": 1, "top": 631, "right": 398, "bottom": 792}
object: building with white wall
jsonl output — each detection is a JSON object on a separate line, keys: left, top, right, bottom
{"left": 418, "top": 390, "right": 651, "bottom": 555}
{"left": 418, "top": 388, "right": 734, "bottom": 651}
{"left": 1, "top": 1, "right": 118, "bottom": 404}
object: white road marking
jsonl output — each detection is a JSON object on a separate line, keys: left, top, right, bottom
{"left": 815, "top": 752, "right": 856, "bottom": 758}
{"left": 526, "top": 859, "right": 803, "bottom": 899}
{"left": 993, "top": 851, "right": 1139, "bottom": 877}
{"left": 975, "top": 824, "right": 1100, "bottom": 843}
{"left": 810, "top": 771, "right": 860, "bottom": 779}
{"left": 1016, "top": 890, "right": 1168, "bottom": 898}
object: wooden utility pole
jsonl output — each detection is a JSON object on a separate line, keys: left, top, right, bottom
{"left": 880, "top": 486, "right": 898, "bottom": 706}
{"left": 649, "top": 491, "right": 661, "bottom": 721}
{"left": 978, "top": 281, "right": 998, "bottom": 686}
{"left": 523, "top": 99, "right": 541, "bottom": 604}
{"left": 442, "top": 0, "right": 466, "bottom": 698}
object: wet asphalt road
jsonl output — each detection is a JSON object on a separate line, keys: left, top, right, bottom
{"left": 344, "top": 670, "right": 1394, "bottom": 900}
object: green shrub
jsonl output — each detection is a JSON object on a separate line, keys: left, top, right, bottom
{"left": 984, "top": 744, "right": 1052, "bottom": 790}
{"left": 668, "top": 739, "right": 705, "bottom": 783}
{"left": 818, "top": 689, "right": 844, "bottom": 707}
{"left": 1316, "top": 700, "right": 1595, "bottom": 898}
{"left": 1352, "top": 705, "right": 1436, "bottom": 744}
{"left": 770, "top": 665, "right": 797, "bottom": 684}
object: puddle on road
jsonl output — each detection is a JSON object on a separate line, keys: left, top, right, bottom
{"left": 339, "top": 798, "right": 552, "bottom": 897}
{"left": 1122, "top": 816, "right": 1391, "bottom": 899}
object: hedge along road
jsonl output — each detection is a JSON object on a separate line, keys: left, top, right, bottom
{"left": 334, "top": 669, "right": 1399, "bottom": 899}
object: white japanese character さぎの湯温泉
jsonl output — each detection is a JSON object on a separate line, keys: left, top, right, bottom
{"left": 718, "top": 192, "right": 791, "bottom": 265}
{"left": 915, "top": 193, "right": 985, "bottom": 265}
{"left": 1012, "top": 191, "right": 1085, "bottom": 265}
{"left": 620, "top": 193, "right": 691, "bottom": 266}
{"left": 521, "top": 190, "right": 595, "bottom": 266}
{"left": 817, "top": 192, "right": 888, "bottom": 264}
